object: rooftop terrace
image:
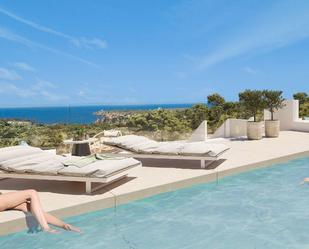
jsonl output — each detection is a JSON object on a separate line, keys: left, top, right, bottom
{"left": 1, "top": 130, "right": 309, "bottom": 235}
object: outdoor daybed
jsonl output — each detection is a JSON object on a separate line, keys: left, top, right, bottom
{"left": 102, "top": 135, "right": 229, "bottom": 168}
{"left": 0, "top": 145, "right": 141, "bottom": 194}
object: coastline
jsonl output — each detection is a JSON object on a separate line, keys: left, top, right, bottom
{"left": 0, "top": 103, "right": 195, "bottom": 124}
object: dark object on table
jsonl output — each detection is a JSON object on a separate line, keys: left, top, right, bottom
{"left": 72, "top": 143, "right": 91, "bottom": 156}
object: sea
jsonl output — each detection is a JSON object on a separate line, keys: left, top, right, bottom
{"left": 0, "top": 104, "right": 194, "bottom": 124}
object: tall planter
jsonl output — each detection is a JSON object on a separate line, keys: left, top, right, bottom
{"left": 239, "top": 90, "right": 265, "bottom": 140}
{"left": 263, "top": 90, "right": 285, "bottom": 138}
{"left": 265, "top": 120, "right": 280, "bottom": 137}
{"left": 247, "top": 121, "right": 263, "bottom": 140}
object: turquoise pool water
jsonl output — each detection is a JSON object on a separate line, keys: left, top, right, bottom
{"left": 1, "top": 157, "right": 309, "bottom": 249}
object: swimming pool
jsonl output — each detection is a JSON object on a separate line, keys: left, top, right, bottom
{"left": 1, "top": 157, "right": 309, "bottom": 249}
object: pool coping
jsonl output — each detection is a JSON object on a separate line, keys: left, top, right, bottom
{"left": 1, "top": 149, "right": 309, "bottom": 236}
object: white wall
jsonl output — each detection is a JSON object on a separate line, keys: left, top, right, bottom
{"left": 213, "top": 99, "right": 309, "bottom": 138}
{"left": 188, "top": 120, "right": 208, "bottom": 141}
{"left": 264, "top": 99, "right": 309, "bottom": 132}
{"left": 212, "top": 118, "right": 248, "bottom": 138}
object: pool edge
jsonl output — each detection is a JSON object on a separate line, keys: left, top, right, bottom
{"left": 1, "top": 150, "right": 309, "bottom": 236}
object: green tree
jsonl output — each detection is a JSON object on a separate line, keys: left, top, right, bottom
{"left": 263, "top": 90, "right": 285, "bottom": 120}
{"left": 239, "top": 89, "right": 265, "bottom": 122}
{"left": 184, "top": 104, "right": 209, "bottom": 129}
{"left": 222, "top": 101, "right": 238, "bottom": 117}
{"left": 299, "top": 102, "right": 309, "bottom": 118}
{"left": 208, "top": 106, "right": 223, "bottom": 128}
{"left": 293, "top": 92, "right": 308, "bottom": 105}
{"left": 207, "top": 93, "right": 225, "bottom": 107}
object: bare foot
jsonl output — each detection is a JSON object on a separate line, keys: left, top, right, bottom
{"left": 63, "top": 224, "right": 82, "bottom": 233}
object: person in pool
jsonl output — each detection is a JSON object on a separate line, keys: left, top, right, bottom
{"left": 0, "top": 189, "right": 81, "bottom": 234}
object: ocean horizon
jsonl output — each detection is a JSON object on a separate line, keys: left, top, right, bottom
{"left": 0, "top": 103, "right": 195, "bottom": 124}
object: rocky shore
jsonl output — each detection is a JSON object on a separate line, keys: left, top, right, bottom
{"left": 94, "top": 110, "right": 146, "bottom": 123}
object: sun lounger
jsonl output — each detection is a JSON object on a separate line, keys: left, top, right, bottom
{"left": 102, "top": 135, "right": 229, "bottom": 168}
{"left": 0, "top": 145, "right": 141, "bottom": 194}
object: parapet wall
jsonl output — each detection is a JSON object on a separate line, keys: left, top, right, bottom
{"left": 213, "top": 100, "right": 309, "bottom": 138}
{"left": 264, "top": 100, "right": 309, "bottom": 132}
{"left": 212, "top": 118, "right": 248, "bottom": 138}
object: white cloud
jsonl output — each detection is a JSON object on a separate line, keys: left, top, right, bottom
{"left": 0, "top": 27, "right": 99, "bottom": 68}
{"left": 0, "top": 83, "right": 34, "bottom": 97}
{"left": 39, "top": 90, "right": 65, "bottom": 101}
{"left": 0, "top": 78, "right": 66, "bottom": 101}
{"left": 195, "top": 2, "right": 309, "bottom": 70}
{"left": 0, "top": 27, "right": 33, "bottom": 47}
{"left": 0, "top": 7, "right": 107, "bottom": 49}
{"left": 243, "top": 67, "right": 257, "bottom": 75}
{"left": 33, "top": 78, "right": 56, "bottom": 90}
{"left": 74, "top": 38, "right": 108, "bottom": 49}
{"left": 73, "top": 86, "right": 141, "bottom": 105}
{"left": 77, "top": 90, "right": 86, "bottom": 96}
{"left": 14, "top": 62, "right": 35, "bottom": 72}
{"left": 0, "top": 67, "right": 21, "bottom": 80}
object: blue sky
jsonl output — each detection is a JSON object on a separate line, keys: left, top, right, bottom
{"left": 0, "top": 0, "right": 309, "bottom": 107}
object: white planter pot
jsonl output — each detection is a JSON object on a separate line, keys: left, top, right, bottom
{"left": 247, "top": 121, "right": 263, "bottom": 140}
{"left": 265, "top": 120, "right": 280, "bottom": 137}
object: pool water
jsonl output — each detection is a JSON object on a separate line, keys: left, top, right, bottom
{"left": 1, "top": 157, "right": 309, "bottom": 249}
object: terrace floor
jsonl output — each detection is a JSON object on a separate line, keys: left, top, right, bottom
{"left": 1, "top": 130, "right": 309, "bottom": 235}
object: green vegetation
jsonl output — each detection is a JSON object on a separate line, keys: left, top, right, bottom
{"left": 0, "top": 121, "right": 111, "bottom": 149}
{"left": 293, "top": 92, "right": 309, "bottom": 118}
{"left": 1, "top": 90, "right": 308, "bottom": 149}
{"left": 263, "top": 90, "right": 285, "bottom": 120}
{"left": 239, "top": 90, "right": 265, "bottom": 122}
{"left": 207, "top": 93, "right": 225, "bottom": 107}
{"left": 293, "top": 92, "right": 308, "bottom": 105}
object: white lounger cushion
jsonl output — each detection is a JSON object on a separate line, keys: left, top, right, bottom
{"left": 104, "top": 135, "right": 159, "bottom": 152}
{"left": 1, "top": 152, "right": 57, "bottom": 167}
{"left": 143, "top": 142, "right": 184, "bottom": 155}
{"left": 181, "top": 142, "right": 228, "bottom": 157}
{"left": 0, "top": 146, "right": 43, "bottom": 162}
{"left": 104, "top": 135, "right": 149, "bottom": 147}
{"left": 104, "top": 135, "right": 229, "bottom": 157}
{"left": 126, "top": 140, "right": 159, "bottom": 153}
{"left": 0, "top": 146, "right": 140, "bottom": 177}
{"left": 58, "top": 157, "right": 141, "bottom": 177}
{"left": 1, "top": 153, "right": 64, "bottom": 174}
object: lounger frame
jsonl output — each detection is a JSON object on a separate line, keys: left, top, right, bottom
{"left": 134, "top": 154, "right": 217, "bottom": 168}
{"left": 0, "top": 163, "right": 140, "bottom": 194}
{"left": 103, "top": 150, "right": 228, "bottom": 169}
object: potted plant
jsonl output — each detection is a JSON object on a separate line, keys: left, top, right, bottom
{"left": 73, "top": 127, "right": 86, "bottom": 141}
{"left": 263, "top": 90, "right": 285, "bottom": 137}
{"left": 239, "top": 89, "right": 265, "bottom": 140}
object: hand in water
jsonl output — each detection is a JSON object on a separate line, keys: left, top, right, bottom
{"left": 63, "top": 224, "right": 82, "bottom": 233}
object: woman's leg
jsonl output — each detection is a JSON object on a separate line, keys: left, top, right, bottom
{"left": 0, "top": 191, "right": 30, "bottom": 211}
{"left": 43, "top": 213, "right": 81, "bottom": 232}
{"left": 0, "top": 190, "right": 54, "bottom": 232}
{"left": 14, "top": 202, "right": 81, "bottom": 233}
